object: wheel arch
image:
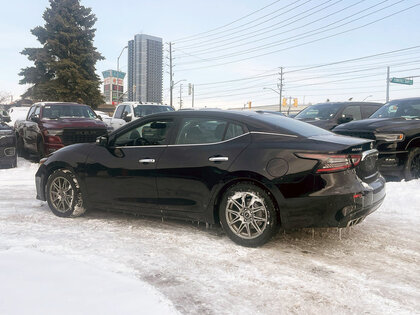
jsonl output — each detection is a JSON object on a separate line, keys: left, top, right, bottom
{"left": 405, "top": 136, "right": 420, "bottom": 150}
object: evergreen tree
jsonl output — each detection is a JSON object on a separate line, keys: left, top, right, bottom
{"left": 19, "top": 0, "right": 104, "bottom": 108}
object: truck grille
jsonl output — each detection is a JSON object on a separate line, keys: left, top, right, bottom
{"left": 61, "top": 129, "right": 106, "bottom": 145}
{"left": 335, "top": 131, "right": 376, "bottom": 140}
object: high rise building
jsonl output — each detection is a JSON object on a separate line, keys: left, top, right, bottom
{"left": 102, "top": 70, "right": 125, "bottom": 105}
{"left": 127, "top": 34, "right": 163, "bottom": 103}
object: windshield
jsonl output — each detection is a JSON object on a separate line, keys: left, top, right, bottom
{"left": 133, "top": 105, "right": 174, "bottom": 117}
{"left": 370, "top": 100, "right": 420, "bottom": 119}
{"left": 295, "top": 103, "right": 340, "bottom": 120}
{"left": 254, "top": 114, "right": 331, "bottom": 137}
{"left": 42, "top": 105, "right": 97, "bottom": 119}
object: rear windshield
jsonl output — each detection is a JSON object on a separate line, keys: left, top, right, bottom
{"left": 253, "top": 114, "right": 331, "bottom": 137}
{"left": 370, "top": 100, "right": 420, "bottom": 119}
{"left": 295, "top": 103, "right": 340, "bottom": 120}
{"left": 42, "top": 105, "right": 97, "bottom": 119}
{"left": 133, "top": 105, "right": 174, "bottom": 117}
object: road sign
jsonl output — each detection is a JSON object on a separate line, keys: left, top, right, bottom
{"left": 390, "top": 77, "right": 413, "bottom": 85}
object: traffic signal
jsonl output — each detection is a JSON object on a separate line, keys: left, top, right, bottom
{"left": 282, "top": 98, "right": 287, "bottom": 107}
{"left": 248, "top": 101, "right": 252, "bottom": 109}
{"left": 293, "top": 98, "right": 298, "bottom": 107}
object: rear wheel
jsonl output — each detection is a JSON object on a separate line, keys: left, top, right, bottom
{"left": 404, "top": 147, "right": 420, "bottom": 180}
{"left": 46, "top": 169, "right": 86, "bottom": 218}
{"left": 219, "top": 182, "right": 278, "bottom": 247}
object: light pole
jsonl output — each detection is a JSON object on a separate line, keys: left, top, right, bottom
{"left": 362, "top": 95, "right": 373, "bottom": 101}
{"left": 116, "top": 45, "right": 128, "bottom": 105}
{"left": 263, "top": 87, "right": 282, "bottom": 113}
{"left": 171, "top": 79, "right": 186, "bottom": 108}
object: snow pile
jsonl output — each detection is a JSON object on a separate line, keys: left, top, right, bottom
{"left": 0, "top": 158, "right": 419, "bottom": 314}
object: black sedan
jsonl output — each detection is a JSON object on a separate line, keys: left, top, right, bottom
{"left": 0, "top": 121, "right": 17, "bottom": 168}
{"left": 35, "top": 110, "right": 385, "bottom": 247}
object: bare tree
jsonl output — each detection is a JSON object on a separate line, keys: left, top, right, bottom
{"left": 0, "top": 91, "right": 11, "bottom": 104}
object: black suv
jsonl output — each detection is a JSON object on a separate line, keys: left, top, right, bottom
{"left": 295, "top": 102, "right": 382, "bottom": 130}
{"left": 334, "top": 97, "right": 420, "bottom": 180}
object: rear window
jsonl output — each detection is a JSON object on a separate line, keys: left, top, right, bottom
{"left": 42, "top": 105, "right": 97, "bottom": 119}
{"left": 133, "top": 105, "right": 174, "bottom": 117}
{"left": 295, "top": 103, "right": 340, "bottom": 120}
{"left": 253, "top": 114, "right": 331, "bottom": 137}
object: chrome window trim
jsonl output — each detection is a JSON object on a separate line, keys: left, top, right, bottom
{"left": 250, "top": 131, "right": 298, "bottom": 138}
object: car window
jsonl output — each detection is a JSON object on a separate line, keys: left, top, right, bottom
{"left": 370, "top": 100, "right": 420, "bottom": 118}
{"left": 175, "top": 118, "right": 228, "bottom": 144}
{"left": 133, "top": 105, "right": 174, "bottom": 117}
{"left": 27, "top": 106, "right": 36, "bottom": 119}
{"left": 42, "top": 105, "right": 96, "bottom": 119}
{"left": 295, "top": 103, "right": 340, "bottom": 120}
{"left": 123, "top": 105, "right": 132, "bottom": 115}
{"left": 114, "top": 105, "right": 125, "bottom": 119}
{"left": 34, "top": 106, "right": 41, "bottom": 117}
{"left": 114, "top": 119, "right": 173, "bottom": 147}
{"left": 341, "top": 105, "right": 361, "bottom": 120}
{"left": 225, "top": 123, "right": 245, "bottom": 140}
{"left": 361, "top": 105, "right": 381, "bottom": 118}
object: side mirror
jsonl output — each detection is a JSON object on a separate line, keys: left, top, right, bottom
{"left": 96, "top": 135, "right": 108, "bottom": 146}
{"left": 123, "top": 113, "right": 132, "bottom": 122}
{"left": 338, "top": 115, "right": 353, "bottom": 124}
{"left": 31, "top": 115, "right": 40, "bottom": 123}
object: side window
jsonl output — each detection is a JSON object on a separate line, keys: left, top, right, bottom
{"left": 175, "top": 118, "right": 228, "bottom": 144}
{"left": 342, "top": 106, "right": 361, "bottom": 120}
{"left": 225, "top": 123, "right": 245, "bottom": 140}
{"left": 114, "top": 119, "right": 173, "bottom": 147}
{"left": 27, "top": 106, "right": 36, "bottom": 120}
{"left": 362, "top": 105, "right": 380, "bottom": 118}
{"left": 114, "top": 105, "right": 125, "bottom": 119}
{"left": 34, "top": 106, "right": 41, "bottom": 117}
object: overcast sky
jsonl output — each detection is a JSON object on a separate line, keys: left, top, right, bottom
{"left": 1, "top": 0, "right": 420, "bottom": 108}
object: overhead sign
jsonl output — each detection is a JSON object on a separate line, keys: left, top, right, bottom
{"left": 390, "top": 77, "right": 413, "bottom": 85}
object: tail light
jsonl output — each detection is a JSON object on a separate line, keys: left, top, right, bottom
{"left": 296, "top": 153, "right": 361, "bottom": 173}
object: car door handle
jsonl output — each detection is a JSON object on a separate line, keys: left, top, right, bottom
{"left": 139, "top": 159, "right": 155, "bottom": 164}
{"left": 209, "top": 156, "right": 229, "bottom": 162}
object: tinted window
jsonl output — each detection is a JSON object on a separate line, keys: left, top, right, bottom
{"left": 342, "top": 105, "right": 361, "bottom": 120}
{"left": 114, "top": 119, "right": 173, "bottom": 146}
{"left": 26, "top": 106, "right": 36, "bottom": 119}
{"left": 42, "top": 105, "right": 96, "bottom": 119}
{"left": 295, "top": 103, "right": 340, "bottom": 120}
{"left": 370, "top": 100, "right": 420, "bottom": 118}
{"left": 361, "top": 105, "right": 381, "bottom": 118}
{"left": 133, "top": 105, "right": 174, "bottom": 117}
{"left": 175, "top": 118, "right": 228, "bottom": 144}
{"left": 114, "top": 105, "right": 125, "bottom": 118}
{"left": 225, "top": 123, "right": 245, "bottom": 140}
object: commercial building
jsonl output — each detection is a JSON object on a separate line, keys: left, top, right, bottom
{"left": 127, "top": 34, "right": 163, "bottom": 103}
{"left": 102, "top": 70, "right": 126, "bottom": 105}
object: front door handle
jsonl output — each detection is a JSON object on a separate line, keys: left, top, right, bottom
{"left": 209, "top": 156, "right": 229, "bottom": 162}
{"left": 139, "top": 158, "right": 155, "bottom": 164}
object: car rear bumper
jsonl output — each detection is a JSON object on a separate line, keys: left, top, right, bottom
{"left": 281, "top": 173, "right": 386, "bottom": 229}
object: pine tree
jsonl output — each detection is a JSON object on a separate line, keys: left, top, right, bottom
{"left": 19, "top": 0, "right": 104, "bottom": 108}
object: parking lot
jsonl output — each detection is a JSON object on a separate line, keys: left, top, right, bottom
{"left": 0, "top": 158, "right": 419, "bottom": 314}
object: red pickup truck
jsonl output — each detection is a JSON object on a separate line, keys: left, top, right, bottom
{"left": 15, "top": 102, "right": 107, "bottom": 157}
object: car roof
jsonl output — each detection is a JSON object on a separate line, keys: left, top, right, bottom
{"left": 33, "top": 102, "right": 88, "bottom": 107}
{"left": 312, "top": 102, "right": 383, "bottom": 107}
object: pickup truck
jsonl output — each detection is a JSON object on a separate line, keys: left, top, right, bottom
{"left": 15, "top": 102, "right": 107, "bottom": 158}
{"left": 109, "top": 102, "right": 174, "bottom": 131}
{"left": 333, "top": 97, "right": 420, "bottom": 180}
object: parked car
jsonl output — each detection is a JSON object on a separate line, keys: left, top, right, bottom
{"left": 0, "top": 108, "right": 11, "bottom": 123}
{"left": 15, "top": 102, "right": 107, "bottom": 158}
{"left": 94, "top": 110, "right": 113, "bottom": 131}
{"left": 295, "top": 102, "right": 382, "bottom": 130}
{"left": 333, "top": 97, "right": 420, "bottom": 180}
{"left": 0, "top": 121, "right": 17, "bottom": 168}
{"left": 35, "top": 110, "right": 385, "bottom": 247}
{"left": 109, "top": 102, "right": 174, "bottom": 131}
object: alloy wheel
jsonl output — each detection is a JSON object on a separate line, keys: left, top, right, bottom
{"left": 49, "top": 176, "right": 75, "bottom": 213}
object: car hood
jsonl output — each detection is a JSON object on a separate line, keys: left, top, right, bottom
{"left": 333, "top": 117, "right": 420, "bottom": 133}
{"left": 41, "top": 118, "right": 107, "bottom": 129}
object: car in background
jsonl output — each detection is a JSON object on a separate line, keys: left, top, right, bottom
{"left": 0, "top": 108, "right": 11, "bottom": 123}
{"left": 109, "top": 102, "right": 174, "bottom": 130}
{"left": 0, "top": 121, "right": 17, "bottom": 168}
{"left": 15, "top": 102, "right": 107, "bottom": 158}
{"left": 35, "top": 110, "right": 385, "bottom": 247}
{"left": 333, "top": 97, "right": 420, "bottom": 181}
{"left": 295, "top": 102, "right": 382, "bottom": 130}
{"left": 94, "top": 110, "right": 113, "bottom": 131}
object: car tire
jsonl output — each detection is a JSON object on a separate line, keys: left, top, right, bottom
{"left": 219, "top": 182, "right": 278, "bottom": 247}
{"left": 404, "top": 147, "right": 420, "bottom": 181}
{"left": 46, "top": 169, "right": 87, "bottom": 218}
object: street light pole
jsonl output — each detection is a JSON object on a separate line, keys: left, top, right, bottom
{"left": 116, "top": 45, "right": 128, "bottom": 105}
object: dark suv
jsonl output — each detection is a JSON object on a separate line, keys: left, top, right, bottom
{"left": 295, "top": 102, "right": 382, "bottom": 130}
{"left": 333, "top": 97, "right": 420, "bottom": 180}
{"left": 15, "top": 102, "right": 107, "bottom": 157}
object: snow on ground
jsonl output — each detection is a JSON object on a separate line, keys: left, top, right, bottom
{"left": 0, "top": 158, "right": 419, "bottom": 314}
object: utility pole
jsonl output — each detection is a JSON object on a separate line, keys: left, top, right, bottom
{"left": 169, "top": 42, "right": 174, "bottom": 108}
{"left": 278, "top": 67, "right": 284, "bottom": 113}
{"left": 386, "top": 66, "right": 390, "bottom": 102}
{"left": 179, "top": 83, "right": 183, "bottom": 109}
{"left": 116, "top": 45, "right": 128, "bottom": 105}
{"left": 189, "top": 83, "right": 195, "bottom": 108}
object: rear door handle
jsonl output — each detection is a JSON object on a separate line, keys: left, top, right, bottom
{"left": 139, "top": 158, "right": 155, "bottom": 164}
{"left": 209, "top": 156, "right": 229, "bottom": 162}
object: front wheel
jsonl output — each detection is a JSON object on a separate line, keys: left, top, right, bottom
{"left": 219, "top": 182, "right": 278, "bottom": 247}
{"left": 46, "top": 169, "right": 86, "bottom": 217}
{"left": 404, "top": 147, "right": 420, "bottom": 181}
